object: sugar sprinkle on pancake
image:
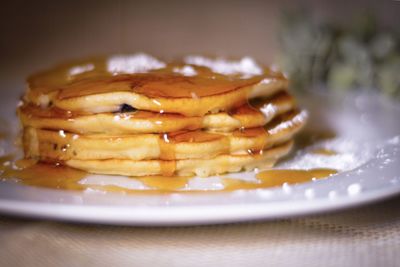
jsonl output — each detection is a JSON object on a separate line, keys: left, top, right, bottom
{"left": 26, "top": 54, "right": 288, "bottom": 116}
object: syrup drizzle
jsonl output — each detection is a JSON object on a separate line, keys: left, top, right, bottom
{"left": 157, "top": 131, "right": 227, "bottom": 175}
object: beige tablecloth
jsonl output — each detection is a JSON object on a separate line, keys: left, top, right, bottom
{"left": 0, "top": 196, "right": 399, "bottom": 267}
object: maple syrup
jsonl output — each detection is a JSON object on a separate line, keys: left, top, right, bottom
{"left": 156, "top": 130, "right": 228, "bottom": 174}
{"left": 0, "top": 156, "right": 87, "bottom": 190}
{"left": 139, "top": 175, "right": 189, "bottom": 191}
{"left": 311, "top": 148, "right": 337, "bottom": 155}
{"left": 11, "top": 55, "right": 322, "bottom": 193}
{"left": 28, "top": 55, "right": 285, "bottom": 100}
{"left": 223, "top": 168, "right": 337, "bottom": 190}
{"left": 1, "top": 152, "right": 337, "bottom": 193}
{"left": 158, "top": 130, "right": 224, "bottom": 161}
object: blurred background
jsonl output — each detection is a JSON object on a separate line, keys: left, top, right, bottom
{"left": 1, "top": 0, "right": 399, "bottom": 96}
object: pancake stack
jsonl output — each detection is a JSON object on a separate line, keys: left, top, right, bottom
{"left": 18, "top": 54, "right": 307, "bottom": 177}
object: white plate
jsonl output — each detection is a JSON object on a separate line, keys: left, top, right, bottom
{"left": 0, "top": 89, "right": 399, "bottom": 226}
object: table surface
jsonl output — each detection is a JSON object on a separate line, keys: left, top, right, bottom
{"left": 0, "top": 195, "right": 399, "bottom": 267}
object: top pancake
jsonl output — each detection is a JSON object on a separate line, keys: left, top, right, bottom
{"left": 25, "top": 54, "right": 288, "bottom": 116}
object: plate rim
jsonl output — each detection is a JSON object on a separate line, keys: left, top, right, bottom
{"left": 0, "top": 185, "right": 399, "bottom": 226}
{"left": 1, "top": 91, "right": 400, "bottom": 226}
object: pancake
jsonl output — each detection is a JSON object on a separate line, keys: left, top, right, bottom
{"left": 18, "top": 91, "right": 295, "bottom": 134}
{"left": 65, "top": 141, "right": 293, "bottom": 177}
{"left": 25, "top": 54, "right": 288, "bottom": 116}
{"left": 18, "top": 53, "right": 306, "bottom": 179}
{"left": 22, "top": 110, "right": 307, "bottom": 161}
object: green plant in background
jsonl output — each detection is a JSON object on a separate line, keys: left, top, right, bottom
{"left": 278, "top": 10, "right": 400, "bottom": 97}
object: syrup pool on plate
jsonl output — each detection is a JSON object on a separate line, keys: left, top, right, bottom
{"left": 0, "top": 155, "right": 338, "bottom": 193}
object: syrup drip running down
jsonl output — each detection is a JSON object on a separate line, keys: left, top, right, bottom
{"left": 157, "top": 131, "right": 226, "bottom": 175}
